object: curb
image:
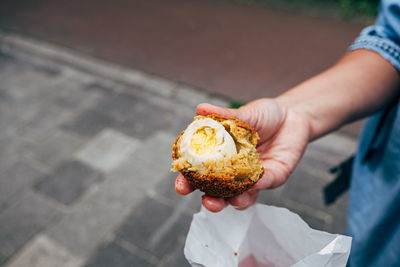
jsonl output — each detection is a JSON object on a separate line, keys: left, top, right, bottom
{"left": 0, "top": 30, "right": 228, "bottom": 108}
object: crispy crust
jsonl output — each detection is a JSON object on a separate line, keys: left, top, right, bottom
{"left": 182, "top": 170, "right": 260, "bottom": 198}
{"left": 172, "top": 114, "right": 263, "bottom": 198}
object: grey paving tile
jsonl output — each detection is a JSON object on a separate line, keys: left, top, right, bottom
{"left": 75, "top": 129, "right": 139, "bottom": 172}
{"left": 0, "top": 52, "right": 26, "bottom": 76}
{"left": 84, "top": 82, "right": 115, "bottom": 95}
{"left": 26, "top": 130, "right": 85, "bottom": 167}
{"left": 32, "top": 63, "right": 61, "bottom": 77}
{"left": 0, "top": 51, "right": 17, "bottom": 67}
{"left": 63, "top": 109, "right": 118, "bottom": 137}
{"left": 117, "top": 197, "right": 191, "bottom": 259}
{"left": 105, "top": 132, "right": 175, "bottom": 199}
{"left": 35, "top": 161, "right": 102, "bottom": 205}
{"left": 96, "top": 163, "right": 149, "bottom": 208}
{"left": 85, "top": 242, "right": 154, "bottom": 267}
{"left": 329, "top": 192, "right": 349, "bottom": 234}
{"left": 128, "top": 131, "right": 175, "bottom": 174}
{"left": 309, "top": 133, "right": 357, "bottom": 157}
{"left": 95, "top": 91, "right": 141, "bottom": 120}
{"left": 115, "top": 100, "right": 174, "bottom": 140}
{"left": 6, "top": 234, "right": 84, "bottom": 267}
{"left": 0, "top": 160, "right": 43, "bottom": 209}
{"left": 47, "top": 80, "right": 103, "bottom": 111}
{"left": 166, "top": 108, "right": 195, "bottom": 136}
{"left": 0, "top": 134, "right": 29, "bottom": 171}
{"left": 0, "top": 191, "right": 59, "bottom": 265}
{"left": 281, "top": 167, "right": 329, "bottom": 212}
{"left": 160, "top": 240, "right": 190, "bottom": 267}
{"left": 257, "top": 188, "right": 285, "bottom": 207}
{"left": 16, "top": 104, "right": 72, "bottom": 141}
{"left": 47, "top": 188, "right": 132, "bottom": 258}
{"left": 0, "top": 87, "right": 12, "bottom": 104}
{"left": 154, "top": 171, "right": 202, "bottom": 213}
{"left": 2, "top": 69, "right": 57, "bottom": 103}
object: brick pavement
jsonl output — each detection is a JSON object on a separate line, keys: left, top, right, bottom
{"left": 0, "top": 32, "right": 357, "bottom": 266}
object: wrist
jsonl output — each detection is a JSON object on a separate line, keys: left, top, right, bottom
{"left": 275, "top": 96, "right": 317, "bottom": 141}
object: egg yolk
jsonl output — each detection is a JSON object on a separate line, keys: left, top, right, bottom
{"left": 190, "top": 127, "right": 218, "bottom": 155}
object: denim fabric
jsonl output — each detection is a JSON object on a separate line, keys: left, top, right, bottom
{"left": 348, "top": 0, "right": 400, "bottom": 266}
{"left": 349, "top": 0, "right": 400, "bottom": 71}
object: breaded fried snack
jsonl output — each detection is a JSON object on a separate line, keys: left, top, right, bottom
{"left": 171, "top": 114, "right": 264, "bottom": 198}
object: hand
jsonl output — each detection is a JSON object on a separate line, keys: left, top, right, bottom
{"left": 175, "top": 98, "right": 311, "bottom": 212}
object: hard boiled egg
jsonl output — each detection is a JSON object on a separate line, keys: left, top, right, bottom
{"left": 179, "top": 117, "right": 237, "bottom": 168}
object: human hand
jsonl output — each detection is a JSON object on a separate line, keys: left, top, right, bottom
{"left": 175, "top": 98, "right": 311, "bottom": 212}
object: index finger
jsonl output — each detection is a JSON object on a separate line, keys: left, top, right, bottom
{"left": 175, "top": 174, "right": 195, "bottom": 195}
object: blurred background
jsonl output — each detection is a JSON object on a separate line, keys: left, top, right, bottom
{"left": 0, "top": 0, "right": 378, "bottom": 266}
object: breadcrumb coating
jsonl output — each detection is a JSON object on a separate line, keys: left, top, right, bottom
{"left": 171, "top": 114, "right": 264, "bottom": 197}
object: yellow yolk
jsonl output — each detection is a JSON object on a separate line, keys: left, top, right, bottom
{"left": 177, "top": 117, "right": 237, "bottom": 169}
{"left": 190, "top": 127, "right": 218, "bottom": 155}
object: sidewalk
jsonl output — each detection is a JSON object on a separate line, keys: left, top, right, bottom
{"left": 0, "top": 0, "right": 366, "bottom": 135}
{"left": 0, "top": 33, "right": 356, "bottom": 266}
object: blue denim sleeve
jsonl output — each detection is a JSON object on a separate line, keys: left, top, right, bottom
{"left": 349, "top": 0, "right": 400, "bottom": 71}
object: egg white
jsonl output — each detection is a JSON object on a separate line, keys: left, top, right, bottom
{"left": 179, "top": 117, "right": 237, "bottom": 168}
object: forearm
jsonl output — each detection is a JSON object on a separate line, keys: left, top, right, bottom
{"left": 276, "top": 49, "right": 400, "bottom": 141}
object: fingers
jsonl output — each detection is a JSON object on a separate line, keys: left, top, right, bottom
{"left": 175, "top": 174, "right": 258, "bottom": 212}
{"left": 196, "top": 103, "right": 238, "bottom": 117}
{"left": 202, "top": 195, "right": 228, "bottom": 212}
{"left": 252, "top": 160, "right": 291, "bottom": 191}
{"left": 175, "top": 174, "right": 194, "bottom": 195}
{"left": 228, "top": 189, "right": 259, "bottom": 210}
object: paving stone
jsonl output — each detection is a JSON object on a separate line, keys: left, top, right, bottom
{"left": 117, "top": 197, "right": 192, "bottom": 259}
{"left": 257, "top": 188, "right": 285, "bottom": 207}
{"left": 104, "top": 131, "right": 175, "bottom": 200}
{"left": 85, "top": 242, "right": 154, "bottom": 267}
{"left": 0, "top": 51, "right": 17, "bottom": 69}
{"left": 0, "top": 87, "right": 12, "bottom": 104}
{"left": 310, "top": 133, "right": 357, "bottom": 156}
{"left": 124, "top": 72, "right": 175, "bottom": 99}
{"left": 281, "top": 167, "right": 328, "bottom": 213}
{"left": 129, "top": 131, "right": 175, "bottom": 174}
{"left": 154, "top": 171, "right": 202, "bottom": 214}
{"left": 1, "top": 67, "right": 57, "bottom": 102}
{"left": 47, "top": 187, "right": 132, "bottom": 258}
{"left": 159, "top": 240, "right": 190, "bottom": 267}
{"left": 0, "top": 191, "right": 59, "bottom": 265}
{"left": 297, "top": 155, "right": 337, "bottom": 181}
{"left": 6, "top": 234, "right": 84, "bottom": 267}
{"left": 27, "top": 130, "right": 85, "bottom": 167}
{"left": 0, "top": 160, "right": 43, "bottom": 209}
{"left": 63, "top": 109, "right": 118, "bottom": 137}
{"left": 115, "top": 100, "right": 174, "bottom": 140}
{"left": 84, "top": 82, "right": 115, "bottom": 95}
{"left": 166, "top": 107, "right": 195, "bottom": 136}
{"left": 0, "top": 134, "right": 29, "bottom": 171}
{"left": 174, "top": 85, "right": 209, "bottom": 108}
{"left": 75, "top": 129, "right": 139, "bottom": 172}
{"left": 329, "top": 192, "right": 349, "bottom": 234}
{"left": 95, "top": 91, "right": 142, "bottom": 120}
{"left": 47, "top": 80, "right": 103, "bottom": 111}
{"left": 35, "top": 161, "right": 102, "bottom": 205}
{"left": 32, "top": 63, "right": 61, "bottom": 77}
{"left": 16, "top": 104, "right": 72, "bottom": 141}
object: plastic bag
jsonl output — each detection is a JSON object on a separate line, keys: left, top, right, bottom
{"left": 184, "top": 204, "right": 351, "bottom": 267}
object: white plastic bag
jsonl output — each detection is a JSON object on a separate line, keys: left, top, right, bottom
{"left": 184, "top": 204, "right": 351, "bottom": 267}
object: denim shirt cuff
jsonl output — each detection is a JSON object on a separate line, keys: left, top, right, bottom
{"left": 349, "top": 35, "right": 400, "bottom": 72}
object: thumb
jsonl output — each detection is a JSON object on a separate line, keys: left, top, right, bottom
{"left": 196, "top": 103, "right": 239, "bottom": 118}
